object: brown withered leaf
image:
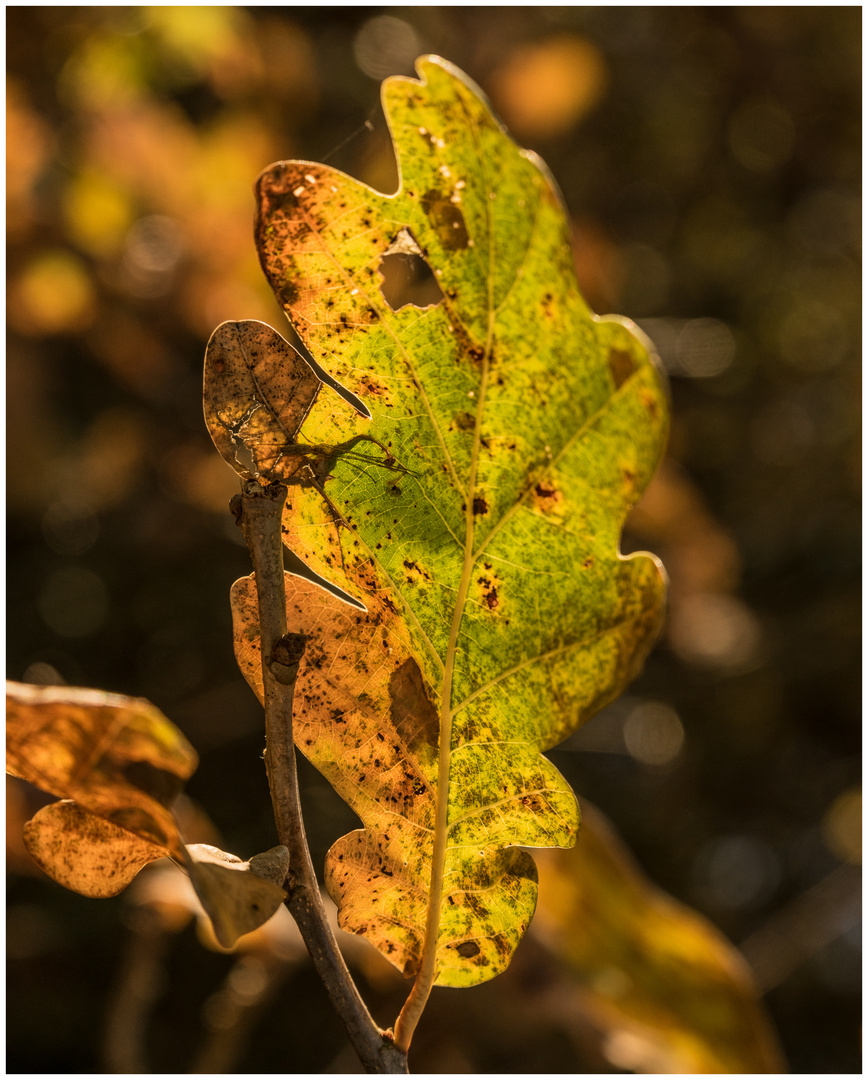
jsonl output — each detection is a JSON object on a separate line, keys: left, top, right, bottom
{"left": 23, "top": 800, "right": 169, "bottom": 898}
{"left": 203, "top": 319, "right": 321, "bottom": 480}
{"left": 6, "top": 681, "right": 198, "bottom": 859}
{"left": 532, "top": 803, "right": 785, "bottom": 1073}
{"left": 184, "top": 843, "right": 289, "bottom": 949}
{"left": 7, "top": 682, "right": 291, "bottom": 945}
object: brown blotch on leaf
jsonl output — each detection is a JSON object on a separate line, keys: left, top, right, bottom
{"left": 640, "top": 387, "right": 659, "bottom": 418}
{"left": 388, "top": 657, "right": 439, "bottom": 752}
{"left": 455, "top": 940, "right": 481, "bottom": 959}
{"left": 472, "top": 496, "right": 488, "bottom": 516}
{"left": 421, "top": 189, "right": 469, "bottom": 251}
{"left": 533, "top": 481, "right": 562, "bottom": 513}
{"left": 608, "top": 347, "right": 637, "bottom": 390}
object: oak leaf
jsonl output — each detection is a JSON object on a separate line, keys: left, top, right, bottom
{"left": 215, "top": 55, "right": 668, "bottom": 993}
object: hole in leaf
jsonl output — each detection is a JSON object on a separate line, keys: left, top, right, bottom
{"left": 233, "top": 440, "right": 255, "bottom": 476}
{"left": 379, "top": 229, "right": 444, "bottom": 311}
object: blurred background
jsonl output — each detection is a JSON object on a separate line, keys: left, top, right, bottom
{"left": 6, "top": 6, "right": 860, "bottom": 1073}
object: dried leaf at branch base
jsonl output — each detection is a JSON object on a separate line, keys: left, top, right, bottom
{"left": 184, "top": 843, "right": 289, "bottom": 949}
{"left": 203, "top": 319, "right": 321, "bottom": 480}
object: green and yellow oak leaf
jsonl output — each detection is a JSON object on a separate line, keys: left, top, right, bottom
{"left": 6, "top": 681, "right": 288, "bottom": 948}
{"left": 214, "top": 55, "right": 668, "bottom": 1003}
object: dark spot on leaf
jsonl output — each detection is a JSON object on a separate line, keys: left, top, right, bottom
{"left": 455, "top": 940, "right": 481, "bottom": 958}
{"left": 608, "top": 347, "right": 636, "bottom": 390}
{"left": 640, "top": 387, "right": 659, "bottom": 418}
{"left": 473, "top": 497, "right": 488, "bottom": 515}
{"left": 534, "top": 482, "right": 560, "bottom": 510}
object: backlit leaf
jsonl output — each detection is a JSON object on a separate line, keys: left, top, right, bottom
{"left": 7, "top": 682, "right": 288, "bottom": 944}
{"left": 224, "top": 56, "right": 668, "bottom": 994}
{"left": 203, "top": 319, "right": 322, "bottom": 480}
{"left": 23, "top": 800, "right": 168, "bottom": 898}
{"left": 6, "top": 681, "right": 198, "bottom": 858}
{"left": 532, "top": 803, "right": 784, "bottom": 1073}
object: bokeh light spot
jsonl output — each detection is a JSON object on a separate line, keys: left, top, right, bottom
{"left": 491, "top": 35, "right": 608, "bottom": 139}
{"left": 21, "top": 661, "right": 65, "bottom": 686}
{"left": 694, "top": 834, "right": 781, "bottom": 910}
{"left": 623, "top": 701, "right": 685, "bottom": 766}
{"left": 38, "top": 566, "right": 110, "bottom": 639}
{"left": 353, "top": 16, "right": 420, "bottom": 80}
{"left": 822, "top": 787, "right": 861, "bottom": 865}
{"left": 670, "top": 593, "right": 762, "bottom": 670}
{"left": 64, "top": 171, "right": 133, "bottom": 258}
{"left": 121, "top": 215, "right": 185, "bottom": 298}
{"left": 676, "top": 318, "right": 736, "bottom": 378}
{"left": 10, "top": 251, "right": 97, "bottom": 335}
{"left": 42, "top": 497, "right": 100, "bottom": 558}
{"left": 728, "top": 97, "right": 795, "bottom": 173}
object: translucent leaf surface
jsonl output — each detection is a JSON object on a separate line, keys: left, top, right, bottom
{"left": 203, "top": 319, "right": 322, "bottom": 480}
{"left": 532, "top": 804, "right": 784, "bottom": 1073}
{"left": 227, "top": 56, "right": 668, "bottom": 992}
{"left": 6, "top": 681, "right": 198, "bottom": 858}
{"left": 23, "top": 800, "right": 168, "bottom": 898}
{"left": 7, "top": 682, "right": 288, "bottom": 943}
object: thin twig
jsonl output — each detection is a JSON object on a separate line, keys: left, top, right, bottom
{"left": 235, "top": 479, "right": 408, "bottom": 1075}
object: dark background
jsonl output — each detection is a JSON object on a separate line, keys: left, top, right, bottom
{"left": 7, "top": 6, "right": 861, "bottom": 1073}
